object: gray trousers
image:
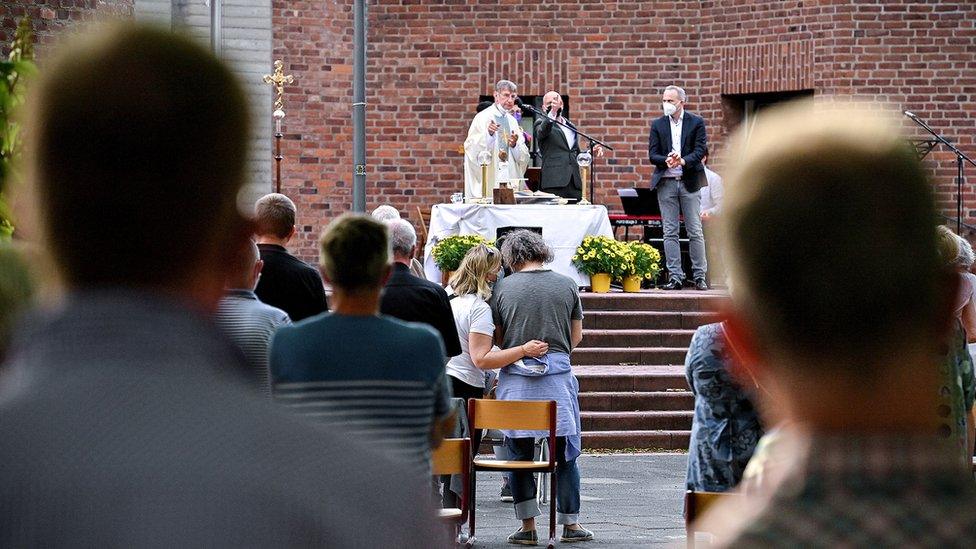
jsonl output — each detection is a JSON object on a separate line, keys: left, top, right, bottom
{"left": 657, "top": 178, "right": 707, "bottom": 281}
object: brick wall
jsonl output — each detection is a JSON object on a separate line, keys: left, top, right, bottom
{"left": 270, "top": 0, "right": 976, "bottom": 262}
{"left": 1, "top": 1, "right": 133, "bottom": 52}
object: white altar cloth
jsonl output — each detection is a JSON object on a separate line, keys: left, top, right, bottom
{"left": 423, "top": 203, "right": 613, "bottom": 286}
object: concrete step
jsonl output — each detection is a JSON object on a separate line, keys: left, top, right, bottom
{"left": 585, "top": 311, "right": 719, "bottom": 330}
{"left": 572, "top": 347, "right": 688, "bottom": 366}
{"left": 582, "top": 329, "right": 695, "bottom": 348}
{"left": 582, "top": 410, "right": 693, "bottom": 431}
{"left": 582, "top": 430, "right": 691, "bottom": 451}
{"left": 581, "top": 291, "right": 728, "bottom": 312}
{"left": 574, "top": 365, "right": 688, "bottom": 392}
{"left": 578, "top": 391, "right": 693, "bottom": 412}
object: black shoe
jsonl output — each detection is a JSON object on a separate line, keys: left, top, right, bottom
{"left": 661, "top": 278, "right": 684, "bottom": 290}
{"left": 694, "top": 278, "right": 709, "bottom": 291}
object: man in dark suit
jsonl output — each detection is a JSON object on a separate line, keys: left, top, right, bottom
{"left": 0, "top": 23, "right": 437, "bottom": 546}
{"left": 379, "top": 219, "right": 462, "bottom": 360}
{"left": 253, "top": 193, "right": 329, "bottom": 321}
{"left": 648, "top": 85, "right": 709, "bottom": 290}
{"left": 535, "top": 91, "right": 582, "bottom": 200}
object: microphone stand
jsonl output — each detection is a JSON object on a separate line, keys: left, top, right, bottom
{"left": 519, "top": 102, "right": 614, "bottom": 204}
{"left": 905, "top": 111, "right": 976, "bottom": 233}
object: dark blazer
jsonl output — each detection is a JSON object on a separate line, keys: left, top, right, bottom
{"left": 535, "top": 115, "right": 582, "bottom": 194}
{"left": 255, "top": 243, "right": 329, "bottom": 322}
{"left": 648, "top": 110, "right": 708, "bottom": 192}
{"left": 380, "top": 262, "right": 463, "bottom": 358}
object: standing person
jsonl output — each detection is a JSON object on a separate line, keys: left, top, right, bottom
{"left": 648, "top": 85, "right": 708, "bottom": 290}
{"left": 0, "top": 23, "right": 436, "bottom": 546}
{"left": 271, "top": 214, "right": 456, "bottom": 476}
{"left": 380, "top": 219, "right": 462, "bottom": 359}
{"left": 699, "top": 149, "right": 724, "bottom": 220}
{"left": 534, "top": 91, "right": 602, "bottom": 201}
{"left": 214, "top": 239, "right": 291, "bottom": 395}
{"left": 685, "top": 322, "right": 763, "bottom": 493}
{"left": 463, "top": 80, "right": 530, "bottom": 199}
{"left": 489, "top": 230, "right": 592, "bottom": 545}
{"left": 701, "top": 103, "right": 976, "bottom": 546}
{"left": 253, "top": 193, "right": 329, "bottom": 322}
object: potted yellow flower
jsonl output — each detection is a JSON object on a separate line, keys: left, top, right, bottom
{"left": 431, "top": 234, "right": 492, "bottom": 285}
{"left": 572, "top": 236, "right": 628, "bottom": 293}
{"left": 620, "top": 241, "right": 662, "bottom": 292}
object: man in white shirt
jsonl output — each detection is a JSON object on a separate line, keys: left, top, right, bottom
{"left": 463, "top": 80, "right": 530, "bottom": 199}
{"left": 700, "top": 150, "right": 724, "bottom": 220}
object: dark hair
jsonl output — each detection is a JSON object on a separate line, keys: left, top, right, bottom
{"left": 28, "top": 24, "right": 249, "bottom": 289}
{"left": 255, "top": 193, "right": 297, "bottom": 239}
{"left": 319, "top": 214, "right": 391, "bottom": 292}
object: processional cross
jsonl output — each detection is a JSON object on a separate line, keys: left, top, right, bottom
{"left": 263, "top": 60, "right": 294, "bottom": 193}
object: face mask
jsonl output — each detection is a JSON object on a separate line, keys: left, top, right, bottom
{"left": 663, "top": 102, "right": 677, "bottom": 117}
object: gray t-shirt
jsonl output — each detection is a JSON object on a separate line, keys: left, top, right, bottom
{"left": 489, "top": 269, "right": 583, "bottom": 355}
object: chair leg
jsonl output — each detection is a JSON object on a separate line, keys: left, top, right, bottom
{"left": 466, "top": 470, "right": 477, "bottom": 548}
{"left": 548, "top": 469, "right": 557, "bottom": 549}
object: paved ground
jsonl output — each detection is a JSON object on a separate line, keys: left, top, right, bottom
{"left": 461, "top": 452, "right": 688, "bottom": 548}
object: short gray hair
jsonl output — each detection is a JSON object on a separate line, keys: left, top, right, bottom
{"left": 664, "top": 85, "right": 687, "bottom": 101}
{"left": 501, "top": 230, "right": 553, "bottom": 269}
{"left": 371, "top": 204, "right": 400, "bottom": 222}
{"left": 495, "top": 80, "right": 517, "bottom": 93}
{"left": 386, "top": 218, "right": 417, "bottom": 258}
{"left": 957, "top": 235, "right": 975, "bottom": 269}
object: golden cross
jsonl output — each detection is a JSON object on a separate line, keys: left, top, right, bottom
{"left": 262, "top": 60, "right": 294, "bottom": 112}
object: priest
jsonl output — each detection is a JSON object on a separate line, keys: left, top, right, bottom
{"left": 463, "top": 80, "right": 529, "bottom": 199}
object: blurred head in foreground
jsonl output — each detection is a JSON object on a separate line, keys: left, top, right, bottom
{"left": 720, "top": 103, "right": 954, "bottom": 431}
{"left": 24, "top": 23, "right": 250, "bottom": 310}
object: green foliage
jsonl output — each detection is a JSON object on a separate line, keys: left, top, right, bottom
{"left": 431, "top": 234, "right": 494, "bottom": 272}
{"left": 622, "top": 241, "right": 662, "bottom": 280}
{"left": 0, "top": 17, "right": 37, "bottom": 239}
{"left": 572, "top": 236, "right": 633, "bottom": 278}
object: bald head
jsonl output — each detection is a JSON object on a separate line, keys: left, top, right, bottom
{"left": 226, "top": 239, "right": 263, "bottom": 291}
{"left": 543, "top": 91, "right": 563, "bottom": 114}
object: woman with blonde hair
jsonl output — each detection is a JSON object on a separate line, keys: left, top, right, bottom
{"left": 445, "top": 243, "right": 548, "bottom": 419}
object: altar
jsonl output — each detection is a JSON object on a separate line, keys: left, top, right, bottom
{"left": 423, "top": 203, "right": 614, "bottom": 286}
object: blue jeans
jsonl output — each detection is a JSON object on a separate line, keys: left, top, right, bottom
{"left": 505, "top": 436, "right": 581, "bottom": 525}
{"left": 657, "top": 178, "right": 707, "bottom": 280}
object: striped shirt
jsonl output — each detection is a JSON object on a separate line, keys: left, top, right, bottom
{"left": 270, "top": 313, "right": 451, "bottom": 474}
{"left": 214, "top": 289, "right": 291, "bottom": 395}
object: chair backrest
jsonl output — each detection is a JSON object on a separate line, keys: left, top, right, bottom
{"left": 468, "top": 399, "right": 555, "bottom": 432}
{"left": 432, "top": 438, "right": 470, "bottom": 476}
{"left": 684, "top": 489, "right": 741, "bottom": 548}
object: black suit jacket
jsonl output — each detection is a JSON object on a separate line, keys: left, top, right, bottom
{"left": 535, "top": 115, "right": 582, "bottom": 193}
{"left": 254, "top": 244, "right": 329, "bottom": 322}
{"left": 380, "top": 263, "right": 462, "bottom": 358}
{"left": 648, "top": 110, "right": 708, "bottom": 192}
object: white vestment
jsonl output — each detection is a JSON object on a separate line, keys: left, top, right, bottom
{"left": 463, "top": 104, "right": 529, "bottom": 199}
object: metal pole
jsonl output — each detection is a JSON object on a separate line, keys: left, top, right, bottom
{"left": 209, "top": 0, "right": 221, "bottom": 57}
{"left": 352, "top": 0, "right": 367, "bottom": 212}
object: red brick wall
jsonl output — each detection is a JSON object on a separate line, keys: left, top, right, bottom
{"left": 272, "top": 0, "right": 976, "bottom": 261}
{"left": 1, "top": 1, "right": 133, "bottom": 55}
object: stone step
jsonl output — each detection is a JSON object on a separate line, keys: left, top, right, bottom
{"left": 585, "top": 311, "right": 719, "bottom": 330}
{"left": 582, "top": 329, "right": 695, "bottom": 348}
{"left": 578, "top": 391, "right": 693, "bottom": 412}
{"left": 582, "top": 430, "right": 691, "bottom": 451}
{"left": 574, "top": 365, "right": 688, "bottom": 392}
{"left": 582, "top": 410, "right": 693, "bottom": 431}
{"left": 581, "top": 291, "right": 728, "bottom": 312}
{"left": 572, "top": 347, "right": 688, "bottom": 366}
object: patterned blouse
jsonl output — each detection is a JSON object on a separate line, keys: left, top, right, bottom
{"left": 685, "top": 322, "right": 764, "bottom": 492}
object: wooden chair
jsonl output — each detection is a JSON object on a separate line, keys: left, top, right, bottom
{"left": 684, "top": 489, "right": 741, "bottom": 548}
{"left": 432, "top": 438, "right": 471, "bottom": 545}
{"left": 466, "top": 399, "right": 558, "bottom": 549}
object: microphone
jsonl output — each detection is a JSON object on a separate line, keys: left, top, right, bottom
{"left": 904, "top": 110, "right": 917, "bottom": 119}
{"left": 514, "top": 97, "right": 526, "bottom": 108}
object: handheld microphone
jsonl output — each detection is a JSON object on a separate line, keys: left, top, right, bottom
{"left": 903, "top": 110, "right": 917, "bottom": 118}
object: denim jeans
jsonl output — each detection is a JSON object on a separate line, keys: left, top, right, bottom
{"left": 505, "top": 436, "right": 581, "bottom": 525}
{"left": 656, "top": 177, "right": 707, "bottom": 280}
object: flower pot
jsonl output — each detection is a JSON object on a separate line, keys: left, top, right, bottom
{"left": 590, "top": 273, "right": 611, "bottom": 293}
{"left": 622, "top": 275, "right": 642, "bottom": 293}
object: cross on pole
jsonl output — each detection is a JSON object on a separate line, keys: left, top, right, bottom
{"left": 263, "top": 60, "right": 294, "bottom": 193}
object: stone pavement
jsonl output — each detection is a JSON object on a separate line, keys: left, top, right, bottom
{"left": 463, "top": 452, "right": 688, "bottom": 548}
